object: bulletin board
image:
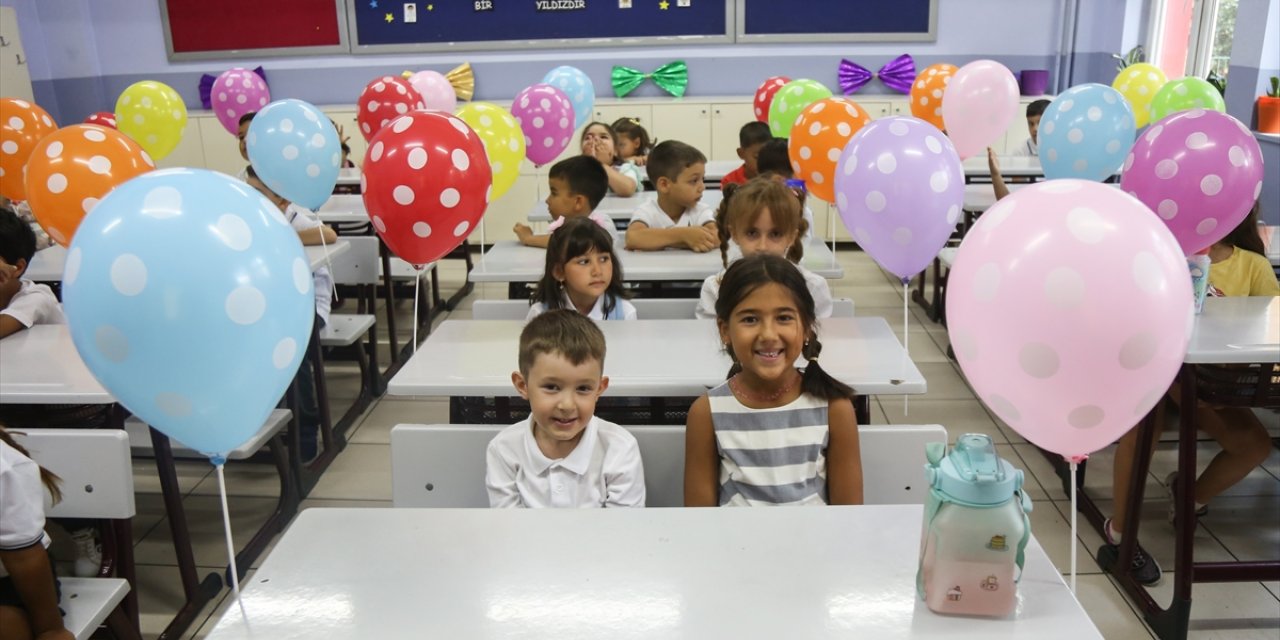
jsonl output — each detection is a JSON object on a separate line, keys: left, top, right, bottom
{"left": 736, "top": 0, "right": 937, "bottom": 43}
{"left": 348, "top": 0, "right": 733, "bottom": 53}
{"left": 160, "top": 0, "right": 350, "bottom": 60}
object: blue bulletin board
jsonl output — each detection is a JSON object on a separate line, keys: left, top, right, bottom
{"left": 737, "top": 0, "right": 936, "bottom": 43}
{"left": 349, "top": 0, "right": 734, "bottom": 53}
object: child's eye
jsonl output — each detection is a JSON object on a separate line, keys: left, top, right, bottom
{"left": 577, "top": 385, "right": 594, "bottom": 393}
{"left": 542, "top": 384, "right": 560, "bottom": 392}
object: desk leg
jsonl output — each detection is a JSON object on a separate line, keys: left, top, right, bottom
{"left": 853, "top": 396, "right": 870, "bottom": 426}
{"left": 226, "top": 434, "right": 298, "bottom": 584}
{"left": 443, "top": 240, "right": 476, "bottom": 310}
{"left": 380, "top": 242, "right": 400, "bottom": 364}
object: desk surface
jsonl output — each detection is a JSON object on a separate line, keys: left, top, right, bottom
{"left": 316, "top": 194, "right": 369, "bottom": 224}
{"left": 703, "top": 158, "right": 738, "bottom": 181}
{"left": 1187, "top": 296, "right": 1280, "bottom": 364}
{"left": 0, "top": 325, "right": 111, "bottom": 405}
{"left": 25, "top": 242, "right": 347, "bottom": 283}
{"left": 387, "top": 317, "right": 925, "bottom": 397}
{"left": 204, "top": 506, "right": 1099, "bottom": 640}
{"left": 335, "top": 167, "right": 361, "bottom": 186}
{"left": 528, "top": 190, "right": 726, "bottom": 222}
{"left": 963, "top": 156, "right": 1042, "bottom": 178}
{"left": 472, "top": 238, "right": 842, "bottom": 283}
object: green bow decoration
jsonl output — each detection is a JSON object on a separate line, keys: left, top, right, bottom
{"left": 611, "top": 60, "right": 688, "bottom": 98}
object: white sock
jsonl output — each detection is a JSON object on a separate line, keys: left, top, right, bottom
{"left": 1107, "top": 520, "right": 1123, "bottom": 543}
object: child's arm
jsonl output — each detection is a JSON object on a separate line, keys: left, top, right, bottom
{"left": 683, "top": 396, "right": 721, "bottom": 507}
{"left": 296, "top": 224, "right": 337, "bottom": 246}
{"left": 987, "top": 147, "right": 1010, "bottom": 202}
{"left": 602, "top": 164, "right": 638, "bottom": 197}
{"left": 485, "top": 444, "right": 526, "bottom": 508}
{"left": 0, "top": 545, "right": 72, "bottom": 639}
{"left": 513, "top": 223, "right": 550, "bottom": 249}
{"left": 0, "top": 314, "right": 24, "bottom": 339}
{"left": 625, "top": 223, "right": 718, "bottom": 252}
{"left": 825, "top": 398, "right": 864, "bottom": 505}
{"left": 603, "top": 436, "right": 646, "bottom": 507}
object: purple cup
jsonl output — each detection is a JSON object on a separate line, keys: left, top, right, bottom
{"left": 1020, "top": 70, "right": 1048, "bottom": 96}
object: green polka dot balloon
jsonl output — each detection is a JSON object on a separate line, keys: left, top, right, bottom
{"left": 768, "top": 79, "right": 833, "bottom": 138}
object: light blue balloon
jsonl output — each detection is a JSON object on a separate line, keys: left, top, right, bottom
{"left": 542, "top": 66, "right": 594, "bottom": 129}
{"left": 1038, "top": 83, "right": 1135, "bottom": 182}
{"left": 246, "top": 99, "right": 341, "bottom": 210}
{"left": 62, "top": 169, "right": 314, "bottom": 463}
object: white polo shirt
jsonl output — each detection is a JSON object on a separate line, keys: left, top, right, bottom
{"left": 284, "top": 204, "right": 334, "bottom": 327}
{"left": 1, "top": 280, "right": 66, "bottom": 328}
{"left": 526, "top": 291, "right": 637, "bottom": 322}
{"left": 0, "top": 440, "right": 51, "bottom": 578}
{"left": 628, "top": 198, "right": 715, "bottom": 229}
{"left": 485, "top": 416, "right": 646, "bottom": 508}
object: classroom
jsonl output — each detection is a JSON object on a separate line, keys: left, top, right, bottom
{"left": 0, "top": 0, "right": 1277, "bottom": 638}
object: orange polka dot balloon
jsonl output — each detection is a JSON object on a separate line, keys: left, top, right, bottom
{"left": 910, "top": 63, "right": 958, "bottom": 132}
{"left": 0, "top": 98, "right": 57, "bottom": 201}
{"left": 787, "top": 98, "right": 871, "bottom": 204}
{"left": 24, "top": 124, "right": 155, "bottom": 247}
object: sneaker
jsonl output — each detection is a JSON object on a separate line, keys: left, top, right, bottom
{"left": 1103, "top": 518, "right": 1162, "bottom": 587}
{"left": 1164, "top": 472, "right": 1208, "bottom": 524}
{"left": 69, "top": 527, "right": 102, "bottom": 578}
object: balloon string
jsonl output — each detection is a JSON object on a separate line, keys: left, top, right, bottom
{"left": 216, "top": 463, "right": 245, "bottom": 610}
{"left": 316, "top": 217, "right": 338, "bottom": 304}
{"left": 1070, "top": 460, "right": 1078, "bottom": 595}
{"left": 902, "top": 281, "right": 909, "bottom": 417}
{"left": 412, "top": 272, "right": 420, "bottom": 355}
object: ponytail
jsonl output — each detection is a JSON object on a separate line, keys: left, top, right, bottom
{"left": 715, "top": 182, "right": 739, "bottom": 268}
{"left": 800, "top": 336, "right": 856, "bottom": 401}
{"left": 0, "top": 426, "right": 63, "bottom": 505}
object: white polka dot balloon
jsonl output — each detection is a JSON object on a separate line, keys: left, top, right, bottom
{"left": 542, "top": 66, "right": 595, "bottom": 130}
{"left": 511, "top": 83, "right": 575, "bottom": 166}
{"left": 946, "top": 180, "right": 1192, "bottom": 459}
{"left": 246, "top": 99, "right": 341, "bottom": 210}
{"left": 356, "top": 75, "right": 425, "bottom": 142}
{"left": 210, "top": 68, "right": 270, "bottom": 136}
{"left": 61, "top": 168, "right": 314, "bottom": 462}
{"left": 1038, "top": 83, "right": 1135, "bottom": 182}
{"left": 406, "top": 70, "right": 458, "bottom": 113}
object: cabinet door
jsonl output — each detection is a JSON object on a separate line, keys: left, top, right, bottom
{"left": 709, "top": 102, "right": 756, "bottom": 162}
{"left": 198, "top": 117, "right": 244, "bottom": 176}
{"left": 860, "top": 101, "right": 894, "bottom": 120}
{"left": 479, "top": 172, "right": 540, "bottom": 243}
{"left": 156, "top": 118, "right": 206, "bottom": 171}
{"left": 651, "top": 103, "right": 711, "bottom": 157}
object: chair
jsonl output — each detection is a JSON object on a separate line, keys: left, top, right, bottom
{"left": 322, "top": 236, "right": 384, "bottom": 431}
{"left": 831, "top": 297, "right": 855, "bottom": 318}
{"left": 379, "top": 256, "right": 438, "bottom": 353}
{"left": 12, "top": 429, "right": 142, "bottom": 640}
{"left": 858, "top": 424, "right": 948, "bottom": 505}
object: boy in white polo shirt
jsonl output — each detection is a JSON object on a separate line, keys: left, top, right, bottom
{"left": 0, "top": 207, "right": 64, "bottom": 339}
{"left": 625, "top": 140, "right": 718, "bottom": 253}
{"left": 486, "top": 310, "right": 645, "bottom": 508}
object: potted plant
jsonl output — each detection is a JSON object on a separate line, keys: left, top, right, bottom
{"left": 1259, "top": 76, "right": 1280, "bottom": 134}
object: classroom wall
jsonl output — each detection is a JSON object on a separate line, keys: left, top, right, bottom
{"left": 1224, "top": 0, "right": 1280, "bottom": 225}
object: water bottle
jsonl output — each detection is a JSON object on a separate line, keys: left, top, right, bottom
{"left": 917, "top": 433, "right": 1032, "bottom": 617}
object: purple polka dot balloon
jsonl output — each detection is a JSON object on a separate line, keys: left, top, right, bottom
{"left": 511, "top": 83, "right": 575, "bottom": 166}
{"left": 211, "top": 68, "right": 270, "bottom": 136}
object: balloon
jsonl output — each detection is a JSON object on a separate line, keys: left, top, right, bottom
{"left": 356, "top": 75, "right": 425, "bottom": 142}
{"left": 246, "top": 99, "right": 341, "bottom": 210}
{"left": 407, "top": 70, "right": 457, "bottom": 113}
{"left": 456, "top": 102, "right": 525, "bottom": 203}
{"left": 211, "top": 68, "right": 272, "bottom": 135}
{"left": 1148, "top": 77, "right": 1226, "bottom": 123}
{"left": 1112, "top": 63, "right": 1167, "bottom": 128}
{"left": 834, "top": 116, "right": 964, "bottom": 282}
{"left": 361, "top": 111, "right": 493, "bottom": 265}
{"left": 909, "top": 63, "right": 958, "bottom": 131}
{"left": 511, "top": 84, "right": 575, "bottom": 166}
{"left": 941, "top": 60, "right": 1019, "bottom": 159}
{"left": 753, "top": 76, "right": 791, "bottom": 123}
{"left": 115, "top": 81, "right": 187, "bottom": 161}
{"left": 62, "top": 168, "right": 314, "bottom": 461}
{"left": 542, "top": 66, "right": 595, "bottom": 130}
{"left": 946, "top": 180, "right": 1193, "bottom": 460}
{"left": 788, "top": 97, "right": 871, "bottom": 204}
{"left": 1120, "top": 109, "right": 1264, "bottom": 255}
{"left": 0, "top": 98, "right": 56, "bottom": 201}
{"left": 84, "top": 112, "right": 117, "bottom": 129}
{"left": 768, "top": 79, "right": 833, "bottom": 138}
{"left": 1038, "top": 83, "right": 1135, "bottom": 182}
{"left": 24, "top": 125, "right": 155, "bottom": 247}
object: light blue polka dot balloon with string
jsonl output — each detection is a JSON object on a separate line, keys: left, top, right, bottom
{"left": 542, "top": 66, "right": 594, "bottom": 129}
{"left": 1037, "top": 83, "right": 1135, "bottom": 182}
{"left": 62, "top": 169, "right": 314, "bottom": 463}
{"left": 246, "top": 98, "right": 341, "bottom": 210}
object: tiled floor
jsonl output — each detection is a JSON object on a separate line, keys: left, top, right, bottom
{"left": 101, "top": 248, "right": 1279, "bottom": 639}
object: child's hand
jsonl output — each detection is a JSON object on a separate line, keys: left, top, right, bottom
{"left": 986, "top": 147, "right": 1001, "bottom": 174}
{"left": 35, "top": 629, "right": 75, "bottom": 640}
{"left": 632, "top": 154, "right": 648, "bottom": 167}
{"left": 587, "top": 140, "right": 611, "bottom": 165}
{"left": 684, "top": 226, "right": 718, "bottom": 253}
{"left": 513, "top": 222, "right": 533, "bottom": 243}
{"left": 336, "top": 124, "right": 351, "bottom": 146}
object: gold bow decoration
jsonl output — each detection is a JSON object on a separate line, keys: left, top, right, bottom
{"left": 401, "top": 62, "right": 475, "bottom": 101}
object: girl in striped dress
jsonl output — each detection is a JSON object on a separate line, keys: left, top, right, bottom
{"left": 684, "top": 253, "right": 863, "bottom": 506}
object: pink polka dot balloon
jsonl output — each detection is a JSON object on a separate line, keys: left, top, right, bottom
{"left": 356, "top": 75, "right": 425, "bottom": 142}
{"left": 1120, "top": 109, "right": 1264, "bottom": 255}
{"left": 211, "top": 68, "right": 271, "bottom": 135}
{"left": 946, "top": 180, "right": 1193, "bottom": 461}
{"left": 510, "top": 83, "right": 574, "bottom": 166}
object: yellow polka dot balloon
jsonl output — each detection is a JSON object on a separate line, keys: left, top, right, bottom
{"left": 1111, "top": 63, "right": 1167, "bottom": 128}
{"left": 455, "top": 102, "right": 525, "bottom": 203}
{"left": 115, "top": 81, "right": 188, "bottom": 161}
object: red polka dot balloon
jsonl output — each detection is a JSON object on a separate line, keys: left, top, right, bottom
{"left": 753, "top": 76, "right": 791, "bottom": 123}
{"left": 361, "top": 111, "right": 492, "bottom": 266}
{"left": 356, "top": 75, "right": 425, "bottom": 142}
{"left": 84, "top": 111, "right": 117, "bottom": 129}
{"left": 0, "top": 98, "right": 57, "bottom": 201}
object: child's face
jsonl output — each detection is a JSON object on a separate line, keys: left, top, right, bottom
{"left": 0, "top": 257, "right": 23, "bottom": 298}
{"left": 513, "top": 351, "right": 609, "bottom": 450}
{"left": 732, "top": 207, "right": 797, "bottom": 260}
{"left": 238, "top": 120, "right": 251, "bottom": 161}
{"left": 581, "top": 125, "right": 616, "bottom": 159}
{"left": 1027, "top": 114, "right": 1042, "bottom": 144}
{"left": 718, "top": 282, "right": 806, "bottom": 385}
{"left": 616, "top": 133, "right": 641, "bottom": 159}
{"left": 554, "top": 248, "right": 613, "bottom": 304}
{"left": 738, "top": 142, "right": 767, "bottom": 178}
{"left": 659, "top": 162, "right": 706, "bottom": 209}
{"left": 545, "top": 176, "right": 586, "bottom": 219}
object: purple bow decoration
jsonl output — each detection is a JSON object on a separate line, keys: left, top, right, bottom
{"left": 838, "top": 54, "right": 917, "bottom": 95}
{"left": 199, "top": 66, "right": 268, "bottom": 109}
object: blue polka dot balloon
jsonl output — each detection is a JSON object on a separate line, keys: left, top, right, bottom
{"left": 246, "top": 99, "right": 341, "bottom": 210}
{"left": 62, "top": 169, "right": 315, "bottom": 463}
{"left": 1037, "top": 83, "right": 1135, "bottom": 182}
{"left": 542, "top": 66, "right": 594, "bottom": 130}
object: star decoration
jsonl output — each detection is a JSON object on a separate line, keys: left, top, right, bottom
{"left": 384, "top": 12, "right": 394, "bottom": 22}
{"left": 658, "top": 0, "right": 669, "bottom": 8}
{"left": 369, "top": 0, "right": 377, "bottom": 7}
{"left": 426, "top": 4, "right": 434, "bottom": 10}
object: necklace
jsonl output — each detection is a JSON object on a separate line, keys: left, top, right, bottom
{"left": 729, "top": 372, "right": 799, "bottom": 404}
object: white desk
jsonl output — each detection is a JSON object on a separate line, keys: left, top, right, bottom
{"left": 25, "top": 242, "right": 346, "bottom": 284}
{"left": 204, "top": 506, "right": 1100, "bottom": 640}
{"left": 704, "top": 158, "right": 739, "bottom": 182}
{"left": 963, "top": 156, "right": 1043, "bottom": 180}
{"left": 304, "top": 240, "right": 349, "bottom": 270}
{"left": 0, "top": 325, "right": 111, "bottom": 404}
{"left": 1186, "top": 296, "right": 1280, "bottom": 364}
{"left": 528, "top": 190, "right": 726, "bottom": 223}
{"left": 387, "top": 317, "right": 925, "bottom": 397}
{"left": 316, "top": 194, "right": 369, "bottom": 224}
{"left": 472, "top": 237, "right": 843, "bottom": 283}
{"left": 334, "top": 167, "right": 360, "bottom": 187}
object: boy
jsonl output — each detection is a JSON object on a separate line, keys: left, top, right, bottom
{"left": 513, "top": 156, "right": 613, "bottom": 249}
{"left": 0, "top": 207, "right": 63, "bottom": 339}
{"left": 1013, "top": 99, "right": 1051, "bottom": 156}
{"left": 625, "top": 140, "right": 717, "bottom": 252}
{"left": 719, "top": 121, "right": 773, "bottom": 187}
{"left": 486, "top": 310, "right": 645, "bottom": 508}
{"left": 236, "top": 112, "right": 256, "bottom": 181}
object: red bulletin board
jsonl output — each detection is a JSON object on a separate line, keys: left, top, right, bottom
{"left": 164, "top": 0, "right": 342, "bottom": 53}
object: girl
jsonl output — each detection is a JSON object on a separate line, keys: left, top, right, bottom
{"left": 695, "top": 178, "right": 832, "bottom": 319}
{"left": 580, "top": 122, "right": 644, "bottom": 197}
{"left": 527, "top": 217, "right": 636, "bottom": 321}
{"left": 611, "top": 117, "right": 652, "bottom": 167}
{"left": 684, "top": 253, "right": 863, "bottom": 507}
{"left": 0, "top": 426, "right": 72, "bottom": 640}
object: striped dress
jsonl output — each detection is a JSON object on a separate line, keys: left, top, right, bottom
{"left": 707, "top": 381, "right": 831, "bottom": 506}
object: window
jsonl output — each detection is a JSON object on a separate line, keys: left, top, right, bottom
{"left": 1147, "top": 0, "right": 1237, "bottom": 80}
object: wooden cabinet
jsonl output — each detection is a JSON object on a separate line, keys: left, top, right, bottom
{"left": 155, "top": 118, "right": 206, "bottom": 171}
{"left": 709, "top": 102, "right": 756, "bottom": 161}
{"left": 197, "top": 118, "right": 243, "bottom": 176}
{"left": 478, "top": 173, "right": 541, "bottom": 243}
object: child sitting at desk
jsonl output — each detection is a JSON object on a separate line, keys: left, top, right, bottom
{"left": 754, "top": 139, "right": 816, "bottom": 240}
{"left": 611, "top": 117, "right": 652, "bottom": 167}
{"left": 513, "top": 156, "right": 613, "bottom": 249}
{"left": 684, "top": 254, "right": 862, "bottom": 507}
{"left": 1013, "top": 99, "right": 1051, "bottom": 157}
{"left": 625, "top": 141, "right": 717, "bottom": 253}
{"left": 581, "top": 122, "right": 644, "bottom": 197}
{"left": 527, "top": 217, "right": 636, "bottom": 321}
{"left": 719, "top": 121, "right": 773, "bottom": 188}
{"left": 0, "top": 207, "right": 64, "bottom": 339}
{"left": 486, "top": 309, "right": 646, "bottom": 508}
